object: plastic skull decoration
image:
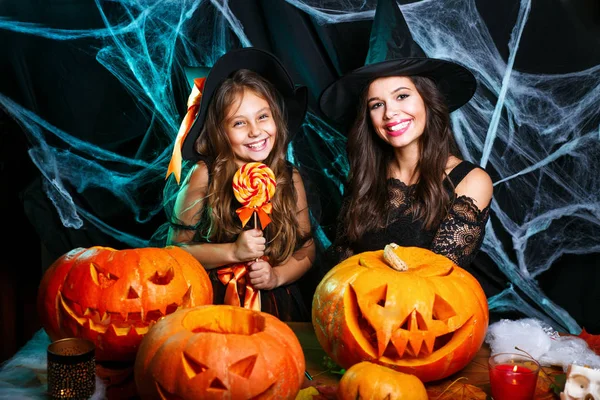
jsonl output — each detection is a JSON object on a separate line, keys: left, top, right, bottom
{"left": 37, "top": 246, "right": 213, "bottom": 362}
{"left": 134, "top": 305, "right": 305, "bottom": 400}
{"left": 561, "top": 364, "right": 600, "bottom": 400}
{"left": 312, "top": 244, "right": 489, "bottom": 382}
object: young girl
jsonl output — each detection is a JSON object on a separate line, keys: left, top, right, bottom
{"left": 319, "top": 0, "right": 493, "bottom": 270}
{"left": 165, "top": 48, "right": 314, "bottom": 322}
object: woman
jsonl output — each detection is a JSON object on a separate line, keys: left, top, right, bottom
{"left": 164, "top": 47, "right": 314, "bottom": 321}
{"left": 319, "top": 0, "right": 493, "bottom": 269}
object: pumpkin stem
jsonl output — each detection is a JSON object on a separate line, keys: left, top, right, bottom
{"left": 383, "top": 243, "right": 408, "bottom": 271}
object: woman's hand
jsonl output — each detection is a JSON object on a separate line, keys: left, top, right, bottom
{"left": 233, "top": 229, "right": 266, "bottom": 262}
{"left": 247, "top": 259, "right": 279, "bottom": 290}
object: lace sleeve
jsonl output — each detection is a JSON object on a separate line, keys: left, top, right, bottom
{"left": 431, "top": 195, "right": 490, "bottom": 268}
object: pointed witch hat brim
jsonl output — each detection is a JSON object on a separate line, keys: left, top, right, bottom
{"left": 319, "top": 0, "right": 477, "bottom": 127}
{"left": 181, "top": 47, "right": 308, "bottom": 161}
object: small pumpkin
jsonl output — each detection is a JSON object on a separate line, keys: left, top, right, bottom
{"left": 338, "top": 361, "right": 428, "bottom": 400}
{"left": 312, "top": 244, "right": 488, "bottom": 382}
{"left": 134, "top": 304, "right": 305, "bottom": 400}
{"left": 37, "top": 246, "right": 213, "bottom": 362}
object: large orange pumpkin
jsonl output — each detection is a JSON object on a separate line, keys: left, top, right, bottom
{"left": 338, "top": 361, "right": 428, "bottom": 400}
{"left": 134, "top": 305, "right": 305, "bottom": 400}
{"left": 312, "top": 244, "right": 488, "bottom": 382}
{"left": 37, "top": 246, "right": 213, "bottom": 362}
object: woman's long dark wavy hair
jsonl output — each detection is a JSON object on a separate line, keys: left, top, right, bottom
{"left": 342, "top": 75, "right": 459, "bottom": 243}
{"left": 194, "top": 69, "right": 302, "bottom": 266}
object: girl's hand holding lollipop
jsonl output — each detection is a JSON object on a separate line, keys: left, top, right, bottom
{"left": 218, "top": 162, "right": 277, "bottom": 309}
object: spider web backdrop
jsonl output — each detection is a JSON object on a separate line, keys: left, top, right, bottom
{"left": 1, "top": 0, "right": 599, "bottom": 334}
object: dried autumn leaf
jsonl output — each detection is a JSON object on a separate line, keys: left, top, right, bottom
{"left": 296, "top": 387, "right": 320, "bottom": 400}
{"left": 578, "top": 328, "right": 600, "bottom": 356}
{"left": 297, "top": 383, "right": 338, "bottom": 400}
{"left": 313, "top": 385, "right": 338, "bottom": 400}
{"left": 550, "top": 374, "right": 567, "bottom": 397}
{"left": 426, "top": 378, "right": 487, "bottom": 399}
{"left": 535, "top": 366, "right": 566, "bottom": 399}
{"left": 448, "top": 356, "right": 490, "bottom": 387}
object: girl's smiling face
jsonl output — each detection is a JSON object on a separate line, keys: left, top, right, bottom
{"left": 367, "top": 76, "right": 427, "bottom": 152}
{"left": 224, "top": 89, "right": 277, "bottom": 166}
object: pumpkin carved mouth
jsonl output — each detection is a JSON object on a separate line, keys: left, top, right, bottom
{"left": 58, "top": 288, "right": 191, "bottom": 336}
{"left": 348, "top": 283, "right": 464, "bottom": 360}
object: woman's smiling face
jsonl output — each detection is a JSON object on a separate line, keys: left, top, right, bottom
{"left": 367, "top": 76, "right": 427, "bottom": 151}
{"left": 224, "top": 88, "right": 277, "bottom": 167}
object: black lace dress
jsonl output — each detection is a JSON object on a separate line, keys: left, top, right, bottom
{"left": 328, "top": 161, "right": 491, "bottom": 269}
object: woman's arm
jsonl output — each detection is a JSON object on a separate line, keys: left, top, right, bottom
{"left": 167, "top": 161, "right": 265, "bottom": 270}
{"left": 453, "top": 167, "right": 493, "bottom": 211}
{"left": 431, "top": 167, "right": 493, "bottom": 267}
{"left": 248, "top": 169, "right": 316, "bottom": 289}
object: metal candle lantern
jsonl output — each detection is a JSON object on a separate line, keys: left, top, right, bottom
{"left": 47, "top": 338, "right": 96, "bottom": 399}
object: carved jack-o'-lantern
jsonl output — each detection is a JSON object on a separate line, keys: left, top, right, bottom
{"left": 37, "top": 246, "right": 213, "bottom": 362}
{"left": 134, "top": 305, "right": 305, "bottom": 400}
{"left": 312, "top": 244, "right": 489, "bottom": 382}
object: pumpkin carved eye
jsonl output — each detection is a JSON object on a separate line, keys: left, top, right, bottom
{"left": 174, "top": 353, "right": 259, "bottom": 394}
{"left": 433, "top": 294, "right": 457, "bottom": 320}
{"left": 229, "top": 355, "right": 258, "bottom": 378}
{"left": 90, "top": 263, "right": 119, "bottom": 288}
{"left": 149, "top": 267, "right": 175, "bottom": 285}
{"left": 182, "top": 353, "right": 208, "bottom": 378}
{"left": 313, "top": 245, "right": 489, "bottom": 383}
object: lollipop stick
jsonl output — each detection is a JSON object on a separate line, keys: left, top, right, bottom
{"left": 254, "top": 210, "right": 259, "bottom": 262}
{"left": 252, "top": 210, "right": 261, "bottom": 308}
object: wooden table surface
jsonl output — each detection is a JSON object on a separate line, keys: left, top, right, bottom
{"left": 1, "top": 323, "right": 562, "bottom": 399}
{"left": 289, "top": 322, "right": 563, "bottom": 399}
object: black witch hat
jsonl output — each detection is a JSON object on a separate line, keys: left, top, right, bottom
{"left": 318, "top": 0, "right": 477, "bottom": 127}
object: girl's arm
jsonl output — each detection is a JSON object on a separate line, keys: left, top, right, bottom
{"left": 167, "top": 161, "right": 265, "bottom": 270}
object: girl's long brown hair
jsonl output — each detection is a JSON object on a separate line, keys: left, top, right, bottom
{"left": 342, "top": 75, "right": 459, "bottom": 243}
{"left": 194, "top": 69, "right": 303, "bottom": 266}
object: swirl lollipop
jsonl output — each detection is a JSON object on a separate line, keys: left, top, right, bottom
{"left": 233, "top": 162, "right": 277, "bottom": 228}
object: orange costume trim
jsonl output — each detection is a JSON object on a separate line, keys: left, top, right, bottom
{"left": 216, "top": 263, "right": 261, "bottom": 311}
{"left": 165, "top": 77, "right": 206, "bottom": 184}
